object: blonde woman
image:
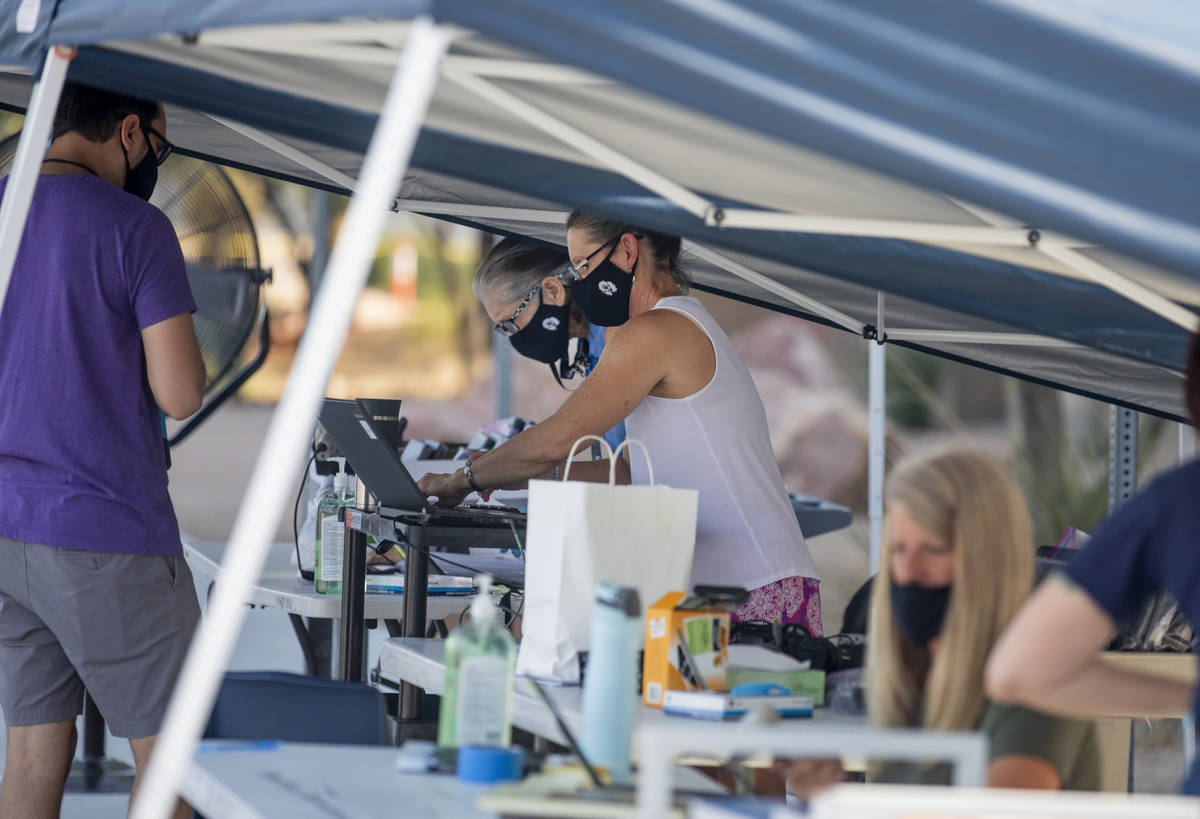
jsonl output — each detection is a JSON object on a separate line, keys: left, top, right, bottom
{"left": 788, "top": 448, "right": 1098, "bottom": 795}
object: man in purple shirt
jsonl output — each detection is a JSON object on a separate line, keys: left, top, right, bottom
{"left": 0, "top": 83, "right": 205, "bottom": 819}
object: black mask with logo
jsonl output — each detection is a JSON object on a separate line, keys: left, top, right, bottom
{"left": 121, "top": 130, "right": 158, "bottom": 201}
{"left": 509, "top": 294, "right": 571, "bottom": 364}
{"left": 571, "top": 239, "right": 637, "bottom": 327}
{"left": 889, "top": 582, "right": 952, "bottom": 646}
{"left": 507, "top": 293, "right": 591, "bottom": 389}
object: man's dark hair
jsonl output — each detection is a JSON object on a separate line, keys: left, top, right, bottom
{"left": 51, "top": 82, "right": 160, "bottom": 143}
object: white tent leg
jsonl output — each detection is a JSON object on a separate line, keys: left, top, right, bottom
{"left": 129, "top": 19, "right": 451, "bottom": 819}
{"left": 868, "top": 293, "right": 886, "bottom": 574}
{"left": 0, "top": 46, "right": 72, "bottom": 307}
{"left": 1180, "top": 422, "right": 1196, "bottom": 462}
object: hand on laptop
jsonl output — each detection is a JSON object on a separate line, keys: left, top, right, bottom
{"left": 417, "top": 469, "right": 471, "bottom": 507}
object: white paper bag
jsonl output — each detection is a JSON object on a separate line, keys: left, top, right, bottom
{"left": 516, "top": 436, "right": 698, "bottom": 683}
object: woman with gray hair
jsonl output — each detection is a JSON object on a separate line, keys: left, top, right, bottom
{"left": 421, "top": 213, "right": 821, "bottom": 629}
{"left": 475, "top": 237, "right": 625, "bottom": 451}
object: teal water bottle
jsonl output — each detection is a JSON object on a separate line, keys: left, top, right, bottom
{"left": 580, "top": 583, "right": 641, "bottom": 784}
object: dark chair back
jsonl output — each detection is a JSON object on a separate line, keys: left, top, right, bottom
{"left": 203, "top": 671, "right": 387, "bottom": 746}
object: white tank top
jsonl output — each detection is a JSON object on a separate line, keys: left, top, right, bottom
{"left": 624, "top": 296, "right": 818, "bottom": 590}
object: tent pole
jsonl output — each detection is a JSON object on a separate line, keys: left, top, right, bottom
{"left": 129, "top": 19, "right": 452, "bottom": 819}
{"left": 868, "top": 293, "right": 886, "bottom": 574}
{"left": 493, "top": 328, "right": 513, "bottom": 419}
{"left": 1039, "top": 243, "right": 1198, "bottom": 332}
{"left": 209, "top": 114, "right": 357, "bottom": 190}
{"left": 887, "top": 329, "right": 1079, "bottom": 348}
{"left": 444, "top": 68, "right": 712, "bottom": 219}
{"left": 0, "top": 46, "right": 72, "bottom": 310}
{"left": 684, "top": 241, "right": 862, "bottom": 333}
{"left": 392, "top": 200, "right": 564, "bottom": 223}
{"left": 1181, "top": 422, "right": 1196, "bottom": 463}
{"left": 1106, "top": 404, "right": 1139, "bottom": 793}
{"left": 1107, "top": 406, "right": 1139, "bottom": 513}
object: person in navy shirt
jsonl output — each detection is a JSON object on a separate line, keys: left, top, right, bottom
{"left": 987, "top": 331, "right": 1200, "bottom": 794}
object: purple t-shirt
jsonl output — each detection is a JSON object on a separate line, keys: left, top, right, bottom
{"left": 0, "top": 173, "right": 196, "bottom": 554}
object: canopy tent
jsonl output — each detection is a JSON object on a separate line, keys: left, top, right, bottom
{"left": 2, "top": 4, "right": 1199, "bottom": 817}
{"left": 0, "top": 1, "right": 1197, "bottom": 419}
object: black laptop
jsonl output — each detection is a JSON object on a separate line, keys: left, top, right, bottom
{"left": 318, "top": 398, "right": 525, "bottom": 529}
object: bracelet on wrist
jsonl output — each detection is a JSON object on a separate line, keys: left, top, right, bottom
{"left": 463, "top": 462, "right": 483, "bottom": 494}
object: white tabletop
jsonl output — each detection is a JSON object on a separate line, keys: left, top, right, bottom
{"left": 379, "top": 637, "right": 864, "bottom": 748}
{"left": 182, "top": 742, "right": 492, "bottom": 819}
{"left": 184, "top": 541, "right": 470, "bottom": 621}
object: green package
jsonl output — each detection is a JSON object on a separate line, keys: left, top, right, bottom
{"left": 726, "top": 668, "right": 826, "bottom": 706}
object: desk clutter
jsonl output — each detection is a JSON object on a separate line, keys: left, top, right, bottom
{"left": 421, "top": 579, "right": 866, "bottom": 806}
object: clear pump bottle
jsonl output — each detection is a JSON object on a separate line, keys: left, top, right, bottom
{"left": 437, "top": 575, "right": 515, "bottom": 748}
{"left": 314, "top": 459, "right": 351, "bottom": 595}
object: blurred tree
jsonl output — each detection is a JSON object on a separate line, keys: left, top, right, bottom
{"left": 1008, "top": 382, "right": 1111, "bottom": 546}
{"left": 423, "top": 222, "right": 491, "bottom": 372}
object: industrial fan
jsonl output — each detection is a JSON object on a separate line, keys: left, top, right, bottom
{"left": 0, "top": 135, "right": 271, "bottom": 445}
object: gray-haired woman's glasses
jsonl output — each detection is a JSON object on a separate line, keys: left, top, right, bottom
{"left": 494, "top": 284, "right": 542, "bottom": 337}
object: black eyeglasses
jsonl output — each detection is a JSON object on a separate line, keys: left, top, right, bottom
{"left": 494, "top": 284, "right": 542, "bottom": 336}
{"left": 565, "top": 238, "right": 617, "bottom": 283}
{"left": 142, "top": 124, "right": 174, "bottom": 166}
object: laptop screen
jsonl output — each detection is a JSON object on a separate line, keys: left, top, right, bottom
{"left": 317, "top": 398, "right": 431, "bottom": 514}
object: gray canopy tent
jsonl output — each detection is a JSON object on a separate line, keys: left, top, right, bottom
{"left": 1, "top": 3, "right": 1198, "bottom": 816}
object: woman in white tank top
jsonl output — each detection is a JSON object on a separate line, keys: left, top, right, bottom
{"left": 419, "top": 214, "right": 821, "bottom": 632}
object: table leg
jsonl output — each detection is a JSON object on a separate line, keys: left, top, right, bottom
{"left": 338, "top": 522, "right": 368, "bottom": 681}
{"left": 399, "top": 530, "right": 429, "bottom": 723}
{"left": 306, "top": 617, "right": 333, "bottom": 679}
{"left": 288, "top": 614, "right": 319, "bottom": 677}
{"left": 63, "top": 693, "right": 135, "bottom": 793}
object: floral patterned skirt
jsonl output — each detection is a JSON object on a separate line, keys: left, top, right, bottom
{"left": 730, "top": 576, "right": 822, "bottom": 636}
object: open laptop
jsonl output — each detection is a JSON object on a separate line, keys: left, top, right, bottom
{"left": 318, "top": 398, "right": 525, "bottom": 530}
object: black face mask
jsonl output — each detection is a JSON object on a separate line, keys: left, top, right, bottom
{"left": 889, "top": 582, "right": 952, "bottom": 646}
{"left": 121, "top": 137, "right": 158, "bottom": 201}
{"left": 508, "top": 295, "right": 571, "bottom": 364}
{"left": 571, "top": 240, "right": 637, "bottom": 327}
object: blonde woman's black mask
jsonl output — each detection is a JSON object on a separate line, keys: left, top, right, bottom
{"left": 889, "top": 583, "right": 952, "bottom": 645}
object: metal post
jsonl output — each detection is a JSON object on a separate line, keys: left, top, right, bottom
{"left": 493, "top": 328, "right": 513, "bottom": 419}
{"left": 0, "top": 46, "right": 72, "bottom": 307}
{"left": 868, "top": 293, "right": 886, "bottom": 573}
{"left": 129, "top": 21, "right": 452, "bottom": 819}
{"left": 337, "top": 522, "right": 368, "bottom": 682}
{"left": 309, "top": 190, "right": 331, "bottom": 293}
{"left": 1108, "top": 406, "right": 1139, "bottom": 512}
{"left": 1180, "top": 422, "right": 1196, "bottom": 463}
{"left": 1107, "top": 405, "right": 1139, "bottom": 793}
{"left": 398, "top": 527, "right": 430, "bottom": 735}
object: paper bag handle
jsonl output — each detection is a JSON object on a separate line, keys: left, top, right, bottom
{"left": 612, "top": 438, "right": 655, "bottom": 486}
{"left": 561, "top": 435, "right": 615, "bottom": 481}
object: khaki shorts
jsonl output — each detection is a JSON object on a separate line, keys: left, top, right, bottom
{"left": 0, "top": 536, "right": 200, "bottom": 738}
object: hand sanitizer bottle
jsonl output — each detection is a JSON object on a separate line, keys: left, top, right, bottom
{"left": 581, "top": 583, "right": 641, "bottom": 784}
{"left": 438, "top": 575, "right": 515, "bottom": 748}
{"left": 314, "top": 458, "right": 350, "bottom": 595}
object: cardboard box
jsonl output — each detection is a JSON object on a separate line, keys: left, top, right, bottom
{"left": 642, "top": 591, "right": 730, "bottom": 707}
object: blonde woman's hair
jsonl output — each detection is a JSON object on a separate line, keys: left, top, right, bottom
{"left": 866, "top": 446, "right": 1034, "bottom": 732}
